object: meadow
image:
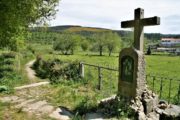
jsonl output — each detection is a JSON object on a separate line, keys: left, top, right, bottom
{"left": 30, "top": 43, "right": 180, "bottom": 102}
{"left": 0, "top": 43, "right": 180, "bottom": 119}
{"left": 31, "top": 43, "right": 180, "bottom": 105}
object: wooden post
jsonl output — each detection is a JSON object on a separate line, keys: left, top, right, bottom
{"left": 79, "top": 62, "right": 84, "bottom": 78}
{"left": 98, "top": 67, "right": 102, "bottom": 90}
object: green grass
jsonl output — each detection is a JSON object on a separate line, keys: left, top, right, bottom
{"left": 0, "top": 101, "right": 53, "bottom": 120}
{"left": 0, "top": 43, "right": 180, "bottom": 119}
{"left": 41, "top": 51, "right": 180, "bottom": 104}
{"left": 146, "top": 55, "right": 180, "bottom": 78}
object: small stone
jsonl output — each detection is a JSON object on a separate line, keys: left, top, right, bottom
{"left": 138, "top": 111, "right": 146, "bottom": 120}
{"left": 143, "top": 98, "right": 154, "bottom": 114}
{"left": 159, "top": 100, "right": 168, "bottom": 105}
{"left": 49, "top": 107, "right": 73, "bottom": 120}
{"left": 85, "top": 113, "right": 104, "bottom": 120}
{"left": 147, "top": 112, "right": 159, "bottom": 120}
{"left": 130, "top": 99, "right": 135, "bottom": 104}
{"left": 159, "top": 103, "right": 168, "bottom": 109}
{"left": 152, "top": 93, "right": 156, "bottom": 97}
{"left": 138, "top": 104, "right": 144, "bottom": 112}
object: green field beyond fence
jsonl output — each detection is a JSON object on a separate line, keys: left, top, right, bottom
{"left": 78, "top": 62, "right": 180, "bottom": 105}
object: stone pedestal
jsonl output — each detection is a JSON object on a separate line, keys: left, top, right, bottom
{"left": 118, "top": 47, "right": 146, "bottom": 98}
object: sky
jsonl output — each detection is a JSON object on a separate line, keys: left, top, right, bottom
{"left": 50, "top": 0, "right": 180, "bottom": 34}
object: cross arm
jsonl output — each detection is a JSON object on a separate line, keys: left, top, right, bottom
{"left": 142, "top": 16, "right": 160, "bottom": 26}
{"left": 121, "top": 20, "right": 134, "bottom": 28}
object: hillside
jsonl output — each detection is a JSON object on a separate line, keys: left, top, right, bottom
{"left": 31, "top": 25, "right": 180, "bottom": 41}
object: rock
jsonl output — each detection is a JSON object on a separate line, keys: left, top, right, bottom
{"left": 147, "top": 112, "right": 159, "bottom": 120}
{"left": 49, "top": 107, "right": 73, "bottom": 120}
{"left": 15, "top": 99, "right": 35, "bottom": 108}
{"left": 142, "top": 98, "right": 153, "bottom": 114}
{"left": 159, "top": 100, "right": 168, "bottom": 105}
{"left": 0, "top": 96, "right": 19, "bottom": 103}
{"left": 159, "top": 103, "right": 168, "bottom": 109}
{"left": 85, "top": 112, "right": 104, "bottom": 120}
{"left": 130, "top": 99, "right": 135, "bottom": 104}
{"left": 157, "top": 104, "right": 180, "bottom": 120}
{"left": 37, "top": 105, "right": 54, "bottom": 114}
{"left": 138, "top": 111, "right": 146, "bottom": 120}
{"left": 24, "top": 100, "right": 48, "bottom": 111}
{"left": 99, "top": 95, "right": 116, "bottom": 104}
{"left": 152, "top": 95, "right": 159, "bottom": 107}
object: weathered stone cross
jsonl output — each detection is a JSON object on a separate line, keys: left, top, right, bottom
{"left": 118, "top": 8, "right": 160, "bottom": 98}
{"left": 121, "top": 8, "right": 160, "bottom": 51}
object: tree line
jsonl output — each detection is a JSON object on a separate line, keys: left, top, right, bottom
{"left": 29, "top": 31, "right": 122, "bottom": 56}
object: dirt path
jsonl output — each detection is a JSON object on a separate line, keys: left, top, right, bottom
{"left": 0, "top": 60, "right": 108, "bottom": 120}
{"left": 25, "top": 59, "right": 36, "bottom": 80}
{"left": 0, "top": 95, "right": 73, "bottom": 120}
{"left": 18, "top": 59, "right": 50, "bottom": 90}
{"left": 0, "top": 60, "right": 73, "bottom": 120}
{"left": 15, "top": 82, "right": 49, "bottom": 90}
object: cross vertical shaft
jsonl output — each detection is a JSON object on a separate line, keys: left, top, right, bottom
{"left": 134, "top": 8, "right": 144, "bottom": 51}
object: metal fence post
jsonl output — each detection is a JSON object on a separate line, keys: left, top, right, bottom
{"left": 98, "top": 67, "right": 102, "bottom": 90}
{"left": 153, "top": 76, "right": 155, "bottom": 92}
{"left": 178, "top": 83, "right": 180, "bottom": 104}
{"left": 79, "top": 62, "right": 84, "bottom": 78}
{"left": 168, "top": 79, "right": 172, "bottom": 104}
{"left": 160, "top": 78, "right": 163, "bottom": 99}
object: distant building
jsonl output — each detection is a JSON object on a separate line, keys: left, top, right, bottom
{"left": 158, "top": 38, "right": 180, "bottom": 55}
{"left": 161, "top": 38, "right": 180, "bottom": 47}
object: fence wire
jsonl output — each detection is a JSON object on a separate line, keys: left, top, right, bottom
{"left": 147, "top": 74, "right": 180, "bottom": 104}
{"left": 80, "top": 62, "right": 180, "bottom": 105}
{"left": 82, "top": 63, "right": 118, "bottom": 102}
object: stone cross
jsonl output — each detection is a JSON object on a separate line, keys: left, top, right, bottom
{"left": 118, "top": 8, "right": 160, "bottom": 98}
{"left": 121, "top": 8, "right": 160, "bottom": 51}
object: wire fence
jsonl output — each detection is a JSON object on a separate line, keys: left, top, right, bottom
{"left": 79, "top": 62, "right": 118, "bottom": 100}
{"left": 146, "top": 74, "right": 180, "bottom": 104}
{"left": 79, "top": 62, "right": 180, "bottom": 105}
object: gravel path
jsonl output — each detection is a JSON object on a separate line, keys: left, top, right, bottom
{"left": 15, "top": 82, "right": 49, "bottom": 90}
{"left": 14, "top": 59, "right": 50, "bottom": 90}
{"left": 0, "top": 96, "right": 72, "bottom": 120}
{"left": 25, "top": 59, "right": 36, "bottom": 80}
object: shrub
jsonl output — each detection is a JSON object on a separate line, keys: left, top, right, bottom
{"left": 98, "top": 96, "right": 135, "bottom": 118}
{"left": 0, "top": 86, "right": 8, "bottom": 93}
{"left": 49, "top": 61, "right": 80, "bottom": 83}
{"left": 73, "top": 96, "right": 97, "bottom": 115}
{"left": 33, "top": 58, "right": 81, "bottom": 83}
{"left": 2, "top": 52, "right": 16, "bottom": 59}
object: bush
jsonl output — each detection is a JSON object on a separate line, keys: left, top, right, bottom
{"left": 2, "top": 52, "right": 16, "bottom": 59}
{"left": 73, "top": 96, "right": 97, "bottom": 115}
{"left": 0, "top": 86, "right": 8, "bottom": 93}
{"left": 32, "top": 58, "right": 81, "bottom": 83}
{"left": 98, "top": 96, "right": 135, "bottom": 118}
{"left": 49, "top": 61, "right": 80, "bottom": 83}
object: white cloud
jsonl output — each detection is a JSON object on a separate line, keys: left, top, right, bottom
{"left": 50, "top": 0, "right": 180, "bottom": 34}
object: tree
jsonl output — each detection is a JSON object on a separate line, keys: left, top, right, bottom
{"left": 92, "top": 32, "right": 107, "bottom": 56}
{"left": 53, "top": 33, "right": 80, "bottom": 55}
{"left": 81, "top": 39, "right": 89, "bottom": 52}
{"left": 0, "top": 0, "right": 59, "bottom": 50}
{"left": 106, "top": 32, "right": 121, "bottom": 56}
{"left": 146, "top": 46, "right": 151, "bottom": 55}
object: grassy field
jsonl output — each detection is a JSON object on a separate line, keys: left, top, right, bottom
{"left": 0, "top": 44, "right": 180, "bottom": 119}
{"left": 40, "top": 50, "right": 180, "bottom": 104}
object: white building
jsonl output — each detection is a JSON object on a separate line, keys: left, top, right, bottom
{"left": 161, "top": 38, "right": 180, "bottom": 47}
